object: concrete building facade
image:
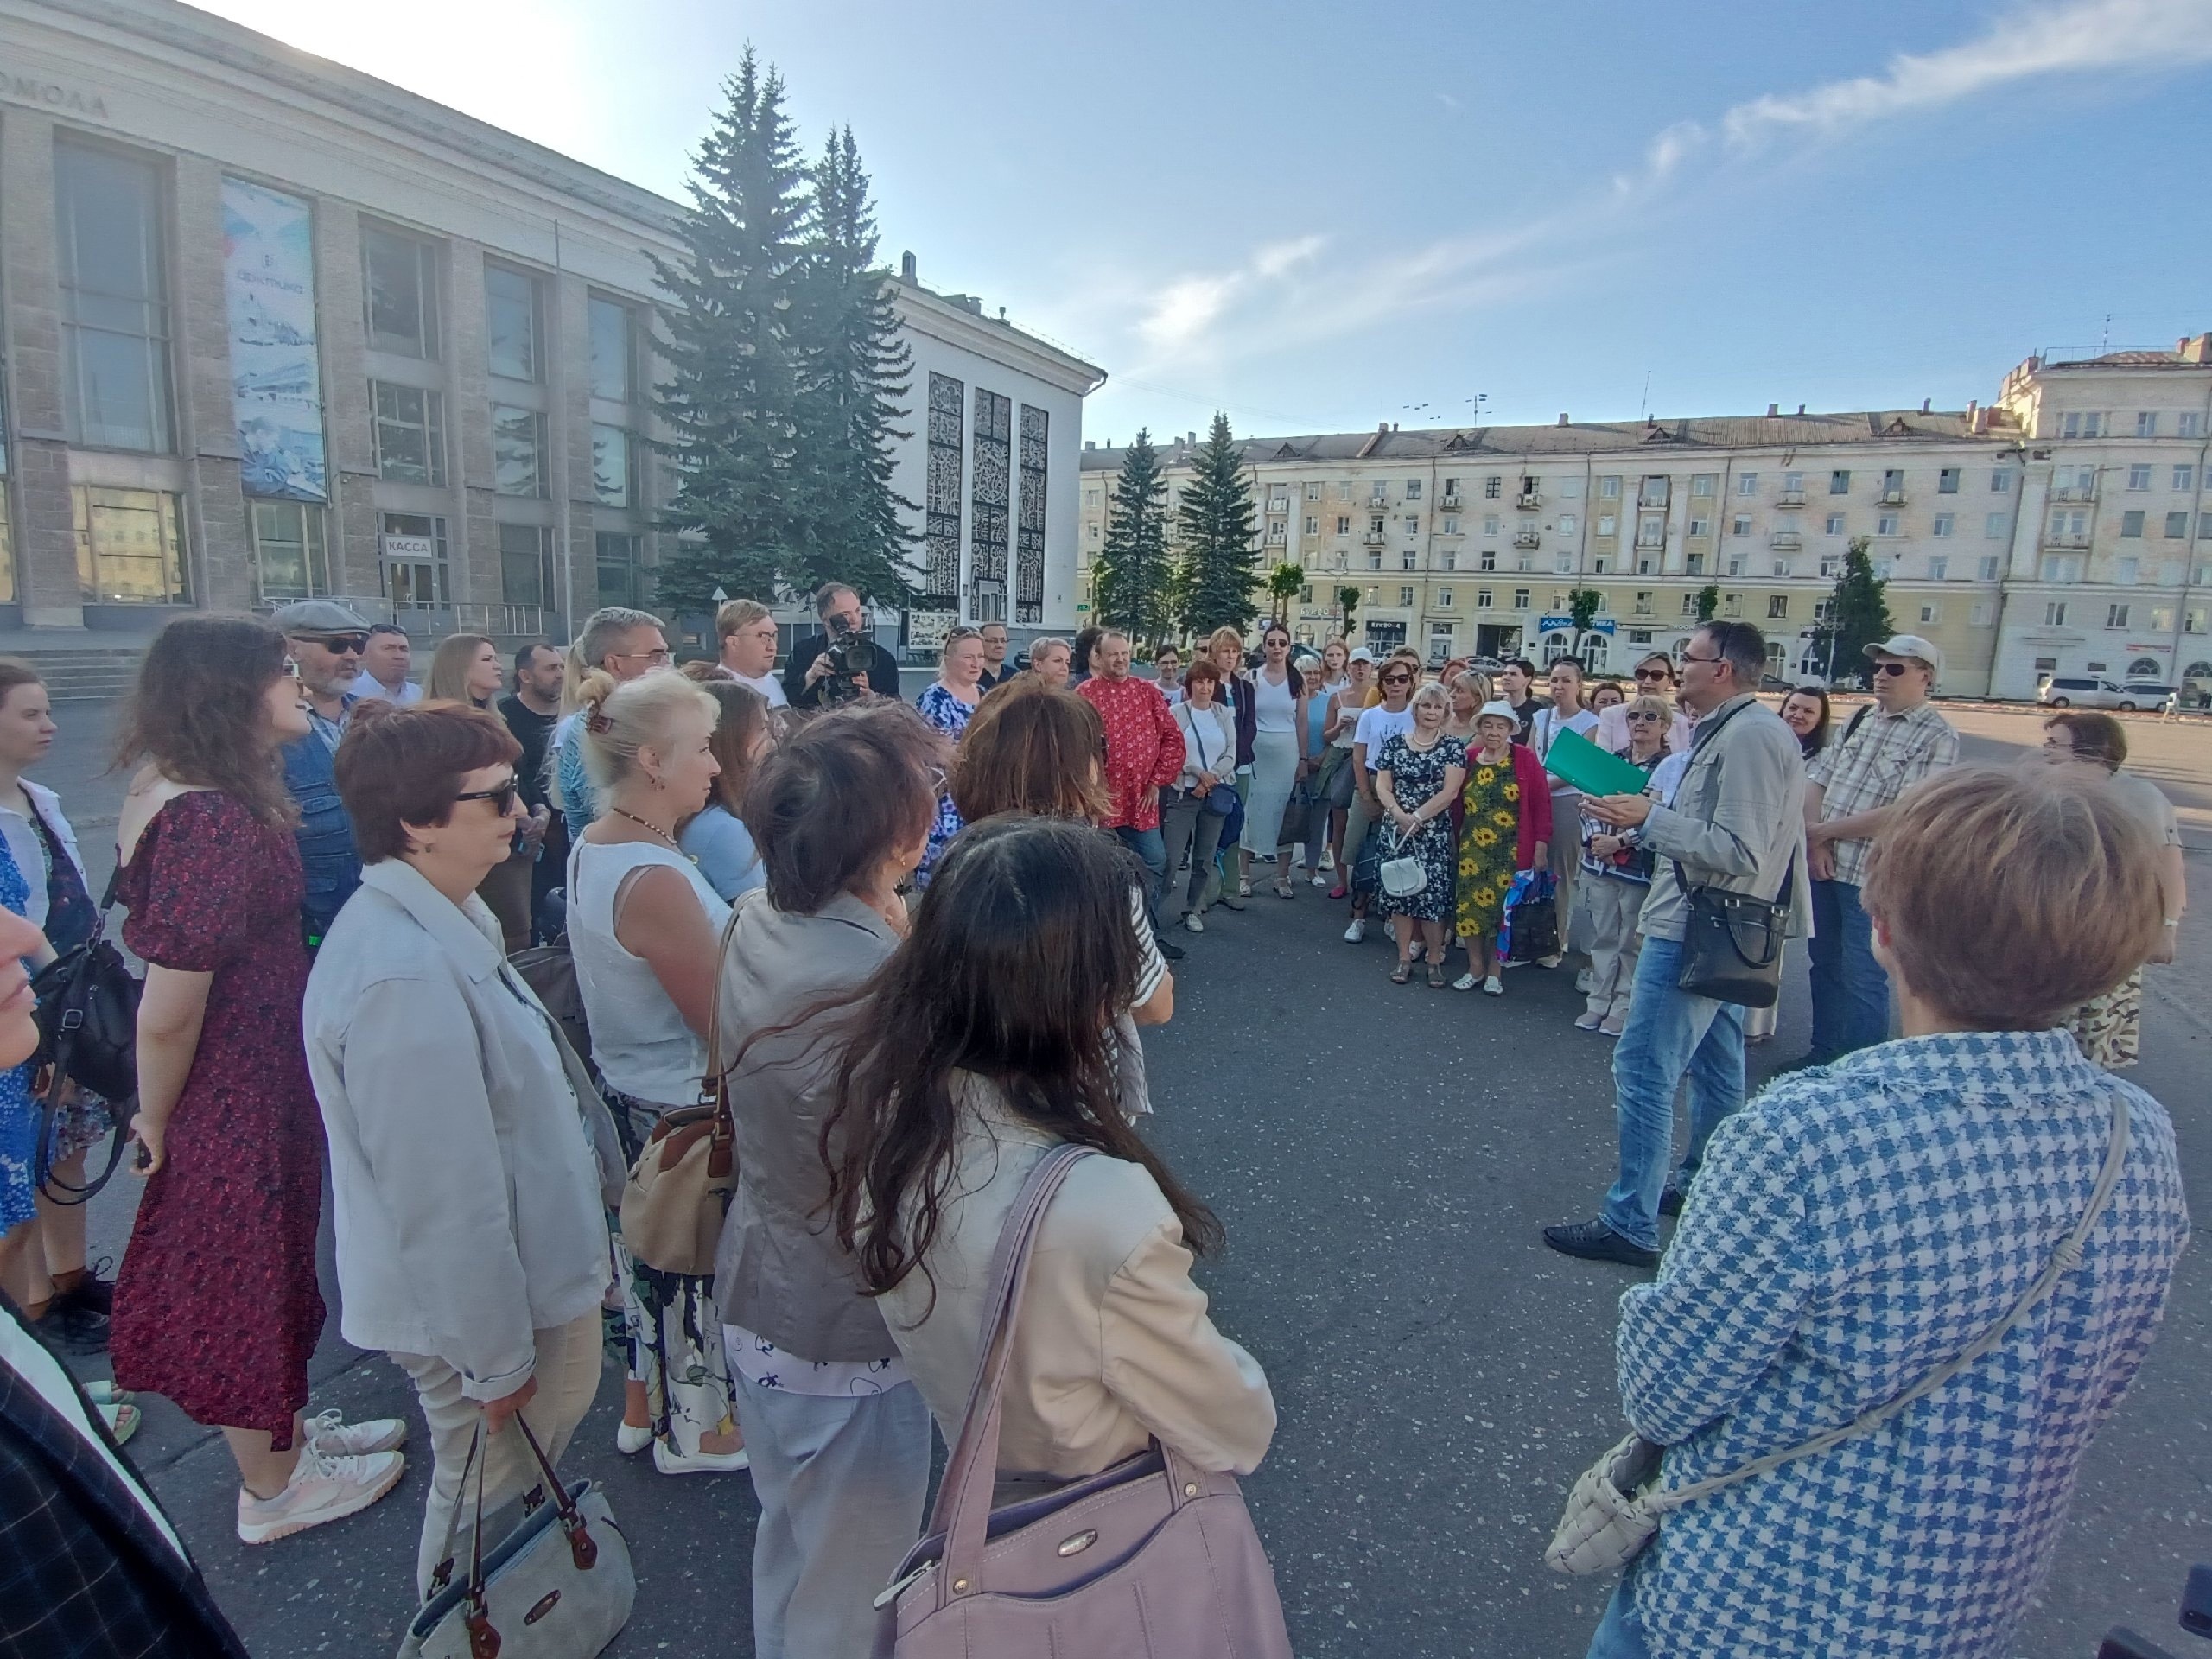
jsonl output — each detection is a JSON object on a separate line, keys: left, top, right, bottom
{"left": 1078, "top": 340, "right": 2212, "bottom": 699}
{"left": 0, "top": 0, "right": 1099, "bottom": 658}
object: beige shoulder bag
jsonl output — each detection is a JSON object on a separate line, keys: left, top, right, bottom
{"left": 1548, "top": 1095, "right": 2130, "bottom": 1575}
{"left": 615, "top": 896, "right": 749, "bottom": 1276}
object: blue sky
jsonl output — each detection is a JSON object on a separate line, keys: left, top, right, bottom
{"left": 201, "top": 0, "right": 2212, "bottom": 442}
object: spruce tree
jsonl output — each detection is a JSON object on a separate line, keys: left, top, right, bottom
{"left": 1093, "top": 429, "right": 1172, "bottom": 642}
{"left": 1175, "top": 413, "right": 1260, "bottom": 638}
{"left": 651, "top": 49, "right": 809, "bottom": 615}
{"left": 787, "top": 126, "right": 918, "bottom": 606}
{"left": 1810, "top": 536, "right": 1894, "bottom": 684}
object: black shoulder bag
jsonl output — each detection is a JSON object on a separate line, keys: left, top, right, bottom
{"left": 31, "top": 868, "right": 143, "bottom": 1203}
{"left": 1671, "top": 700, "right": 1796, "bottom": 1010}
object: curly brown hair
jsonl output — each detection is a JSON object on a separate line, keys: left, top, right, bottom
{"left": 950, "top": 677, "right": 1109, "bottom": 823}
{"left": 115, "top": 614, "right": 296, "bottom": 826}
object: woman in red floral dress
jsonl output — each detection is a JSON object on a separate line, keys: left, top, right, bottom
{"left": 110, "top": 615, "right": 405, "bottom": 1544}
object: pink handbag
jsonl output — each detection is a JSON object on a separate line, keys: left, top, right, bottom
{"left": 873, "top": 1144, "right": 1293, "bottom": 1659}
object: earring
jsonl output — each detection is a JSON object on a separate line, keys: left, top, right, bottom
{"left": 651, "top": 775, "right": 665, "bottom": 791}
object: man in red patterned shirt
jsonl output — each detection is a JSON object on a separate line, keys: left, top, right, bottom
{"left": 1078, "top": 630, "right": 1188, "bottom": 957}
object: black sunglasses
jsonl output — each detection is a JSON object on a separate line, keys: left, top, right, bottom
{"left": 1873, "top": 661, "right": 1917, "bottom": 677}
{"left": 301, "top": 632, "right": 370, "bottom": 655}
{"left": 1632, "top": 667, "right": 1672, "bottom": 682}
{"left": 454, "top": 777, "right": 520, "bottom": 816}
{"left": 1382, "top": 673, "right": 1414, "bottom": 685}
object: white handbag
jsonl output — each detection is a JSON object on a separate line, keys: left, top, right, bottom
{"left": 1378, "top": 825, "right": 1427, "bottom": 898}
{"left": 1548, "top": 1095, "right": 2131, "bottom": 1575}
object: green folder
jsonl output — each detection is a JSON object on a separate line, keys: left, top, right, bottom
{"left": 1544, "top": 725, "right": 1655, "bottom": 798}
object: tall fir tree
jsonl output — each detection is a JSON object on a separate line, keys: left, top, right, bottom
{"left": 1093, "top": 429, "right": 1172, "bottom": 641}
{"left": 786, "top": 126, "right": 919, "bottom": 605}
{"left": 1175, "top": 413, "right": 1260, "bottom": 638}
{"left": 1810, "top": 536, "right": 1894, "bottom": 684}
{"left": 650, "top": 49, "right": 809, "bottom": 616}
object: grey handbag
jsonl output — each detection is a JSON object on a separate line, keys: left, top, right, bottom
{"left": 873, "top": 1144, "right": 1293, "bottom": 1659}
{"left": 1548, "top": 1094, "right": 2132, "bottom": 1575}
{"left": 397, "top": 1413, "right": 635, "bottom": 1659}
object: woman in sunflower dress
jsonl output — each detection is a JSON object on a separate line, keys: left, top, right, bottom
{"left": 1454, "top": 701, "right": 1553, "bottom": 996}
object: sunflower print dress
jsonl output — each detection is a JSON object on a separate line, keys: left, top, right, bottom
{"left": 1456, "top": 750, "right": 1522, "bottom": 940}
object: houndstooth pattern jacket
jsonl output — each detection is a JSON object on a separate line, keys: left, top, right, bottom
{"left": 1615, "top": 1028, "right": 2190, "bottom": 1659}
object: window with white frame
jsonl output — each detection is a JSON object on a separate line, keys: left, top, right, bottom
{"left": 1991, "top": 469, "right": 2013, "bottom": 493}
{"left": 2180, "top": 412, "right": 2204, "bottom": 438}
{"left": 1438, "top": 586, "right": 1452, "bottom": 607}
{"left": 1826, "top": 513, "right": 1846, "bottom": 536}
{"left": 1920, "top": 602, "right": 1941, "bottom": 624}
{"left": 2107, "top": 603, "right": 2130, "bottom": 629}
{"left": 1877, "top": 513, "right": 1900, "bottom": 537}
{"left": 1980, "top": 556, "right": 2000, "bottom": 580}
{"left": 2167, "top": 512, "right": 2191, "bottom": 539}
{"left": 2044, "top": 601, "right": 2068, "bottom": 626}
{"left": 1559, "top": 512, "right": 1578, "bottom": 535}
{"left": 1596, "top": 514, "right": 1616, "bottom": 537}
{"left": 1829, "top": 469, "right": 1852, "bottom": 494}
{"left": 2115, "top": 556, "right": 2139, "bottom": 586}
{"left": 372, "top": 382, "right": 446, "bottom": 485}
{"left": 2175, "top": 465, "right": 2196, "bottom": 492}
{"left": 2128, "top": 464, "right": 2153, "bottom": 491}
{"left": 1938, "top": 467, "right": 1961, "bottom": 493}
{"left": 2060, "top": 412, "right": 2103, "bottom": 438}
{"left": 1986, "top": 512, "right": 2007, "bottom": 538}
{"left": 1398, "top": 585, "right": 1415, "bottom": 607}
{"left": 1932, "top": 513, "right": 1954, "bottom": 537}
{"left": 1690, "top": 474, "right": 1716, "bottom": 497}
{"left": 1598, "top": 475, "right": 1621, "bottom": 499}
{"left": 1929, "top": 556, "right": 1948, "bottom": 580}
{"left": 2137, "top": 411, "right": 2158, "bottom": 438}
{"left": 1732, "top": 514, "right": 1751, "bottom": 536}
{"left": 1484, "top": 476, "right": 1502, "bottom": 498}
{"left": 2041, "top": 554, "right": 2084, "bottom": 582}
{"left": 1970, "top": 601, "right": 1993, "bottom": 626}
{"left": 1512, "top": 588, "right": 1530, "bottom": 610}
{"left": 1406, "top": 480, "right": 1422, "bottom": 499}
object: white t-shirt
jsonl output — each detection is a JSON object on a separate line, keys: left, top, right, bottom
{"left": 1353, "top": 705, "right": 1416, "bottom": 772}
{"left": 727, "top": 667, "right": 790, "bottom": 709}
{"left": 1251, "top": 668, "right": 1298, "bottom": 736}
{"left": 1531, "top": 707, "right": 1602, "bottom": 796}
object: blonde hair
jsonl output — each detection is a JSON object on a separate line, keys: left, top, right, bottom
{"left": 1862, "top": 766, "right": 2164, "bottom": 1027}
{"left": 1408, "top": 682, "right": 1449, "bottom": 715}
{"left": 575, "top": 667, "right": 719, "bottom": 794}
{"left": 716, "top": 597, "right": 772, "bottom": 640}
{"left": 1449, "top": 670, "right": 1491, "bottom": 707}
{"left": 425, "top": 633, "right": 495, "bottom": 705}
{"left": 1207, "top": 626, "right": 1245, "bottom": 656}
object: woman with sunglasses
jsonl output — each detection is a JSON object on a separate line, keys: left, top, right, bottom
{"left": 1576, "top": 695, "right": 1671, "bottom": 1034}
{"left": 1596, "top": 653, "right": 1694, "bottom": 755}
{"left": 111, "top": 616, "right": 407, "bottom": 1542}
{"left": 1341, "top": 662, "right": 1419, "bottom": 943}
{"left": 1238, "top": 623, "right": 1308, "bottom": 901}
{"left": 569, "top": 669, "right": 751, "bottom": 1478}
{"left": 308, "top": 702, "right": 613, "bottom": 1594}
{"left": 1319, "top": 652, "right": 1376, "bottom": 898}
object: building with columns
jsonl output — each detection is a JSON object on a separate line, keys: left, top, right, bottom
{"left": 0, "top": 0, "right": 1098, "bottom": 664}
{"left": 1078, "top": 339, "right": 2212, "bottom": 700}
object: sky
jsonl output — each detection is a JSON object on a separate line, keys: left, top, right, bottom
{"left": 194, "top": 0, "right": 2212, "bottom": 445}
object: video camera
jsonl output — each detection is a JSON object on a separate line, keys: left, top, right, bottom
{"left": 819, "top": 613, "right": 875, "bottom": 707}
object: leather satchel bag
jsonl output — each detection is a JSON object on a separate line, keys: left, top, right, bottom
{"left": 397, "top": 1412, "right": 634, "bottom": 1659}
{"left": 32, "top": 868, "right": 142, "bottom": 1205}
{"left": 617, "top": 899, "right": 745, "bottom": 1276}
{"left": 1675, "top": 860, "right": 1793, "bottom": 1008}
{"left": 1548, "top": 1095, "right": 2132, "bottom": 1575}
{"left": 873, "top": 1143, "right": 1293, "bottom": 1659}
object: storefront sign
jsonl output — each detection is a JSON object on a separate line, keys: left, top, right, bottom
{"left": 1536, "top": 614, "right": 1616, "bottom": 635}
{"left": 0, "top": 74, "right": 109, "bottom": 118}
{"left": 381, "top": 534, "right": 435, "bottom": 562}
{"left": 223, "top": 178, "right": 327, "bottom": 501}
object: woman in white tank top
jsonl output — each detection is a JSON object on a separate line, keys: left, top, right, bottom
{"left": 568, "top": 668, "right": 749, "bottom": 1477}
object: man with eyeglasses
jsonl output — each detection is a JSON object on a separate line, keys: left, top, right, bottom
{"left": 782, "top": 583, "right": 904, "bottom": 709}
{"left": 976, "top": 621, "right": 1014, "bottom": 690}
{"left": 551, "top": 606, "right": 671, "bottom": 833}
{"left": 1792, "top": 633, "right": 1958, "bottom": 1070}
{"left": 1545, "top": 620, "right": 1810, "bottom": 1268}
{"left": 271, "top": 600, "right": 372, "bottom": 944}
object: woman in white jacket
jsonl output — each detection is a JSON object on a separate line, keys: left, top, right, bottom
{"left": 307, "top": 702, "right": 615, "bottom": 1596}
{"left": 1157, "top": 658, "right": 1240, "bottom": 932}
{"left": 825, "top": 816, "right": 1274, "bottom": 1502}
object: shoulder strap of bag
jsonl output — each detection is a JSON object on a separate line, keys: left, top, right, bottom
{"left": 1649, "top": 1094, "right": 2131, "bottom": 1514}
{"left": 925, "top": 1142, "right": 1097, "bottom": 1599}
{"left": 1840, "top": 702, "right": 1872, "bottom": 747}
{"left": 1183, "top": 704, "right": 1215, "bottom": 776}
{"left": 699, "top": 892, "right": 755, "bottom": 1112}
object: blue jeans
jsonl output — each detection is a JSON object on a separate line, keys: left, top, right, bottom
{"left": 1600, "top": 934, "right": 1747, "bottom": 1253}
{"left": 1808, "top": 876, "right": 1891, "bottom": 1061}
{"left": 1584, "top": 1577, "right": 1654, "bottom": 1659}
{"left": 1116, "top": 823, "right": 1167, "bottom": 929}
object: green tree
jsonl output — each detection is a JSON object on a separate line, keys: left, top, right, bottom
{"left": 1174, "top": 413, "right": 1261, "bottom": 637}
{"left": 785, "top": 125, "right": 919, "bottom": 606}
{"left": 1567, "top": 585, "right": 1605, "bottom": 664}
{"left": 1267, "top": 562, "right": 1306, "bottom": 624}
{"left": 1694, "top": 582, "right": 1720, "bottom": 622}
{"left": 1810, "top": 536, "right": 1893, "bottom": 684}
{"left": 1093, "top": 429, "right": 1173, "bottom": 640}
{"left": 1337, "top": 583, "right": 1363, "bottom": 642}
{"left": 651, "top": 48, "right": 810, "bottom": 615}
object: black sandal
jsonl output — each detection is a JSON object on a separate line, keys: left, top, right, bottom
{"left": 1389, "top": 960, "right": 1413, "bottom": 984}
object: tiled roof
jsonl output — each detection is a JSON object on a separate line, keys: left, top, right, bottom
{"left": 2047, "top": 350, "right": 2199, "bottom": 369}
{"left": 1079, "top": 410, "right": 2005, "bottom": 471}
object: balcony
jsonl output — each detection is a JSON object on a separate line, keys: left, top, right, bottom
{"left": 1633, "top": 532, "right": 1668, "bottom": 551}
{"left": 1512, "top": 530, "right": 1541, "bottom": 549}
{"left": 1770, "top": 531, "right": 1802, "bottom": 550}
{"left": 1775, "top": 489, "right": 1806, "bottom": 506}
{"left": 1264, "top": 531, "right": 1287, "bottom": 546}
{"left": 2044, "top": 531, "right": 2092, "bottom": 550}
{"left": 1516, "top": 491, "right": 1541, "bottom": 511}
{"left": 1369, "top": 494, "right": 1391, "bottom": 509}
{"left": 1363, "top": 530, "right": 1387, "bottom": 545}
{"left": 2052, "top": 484, "right": 2097, "bottom": 503}
{"left": 1879, "top": 487, "right": 1907, "bottom": 505}
{"left": 1439, "top": 493, "right": 1463, "bottom": 511}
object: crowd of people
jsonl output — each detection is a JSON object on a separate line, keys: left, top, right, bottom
{"left": 0, "top": 583, "right": 2192, "bottom": 1659}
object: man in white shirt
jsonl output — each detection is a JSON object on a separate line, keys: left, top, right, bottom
{"left": 715, "top": 597, "right": 791, "bottom": 709}
{"left": 352, "top": 622, "right": 422, "bottom": 705}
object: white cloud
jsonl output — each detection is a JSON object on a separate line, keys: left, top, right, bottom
{"left": 1252, "top": 235, "right": 1327, "bottom": 280}
{"left": 1137, "top": 273, "right": 1243, "bottom": 352}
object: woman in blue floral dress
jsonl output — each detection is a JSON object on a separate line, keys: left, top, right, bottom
{"left": 913, "top": 628, "right": 988, "bottom": 887}
{"left": 0, "top": 835, "right": 35, "bottom": 1243}
{"left": 1374, "top": 684, "right": 1468, "bottom": 987}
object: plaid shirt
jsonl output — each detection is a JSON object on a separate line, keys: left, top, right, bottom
{"left": 1805, "top": 699, "right": 1958, "bottom": 885}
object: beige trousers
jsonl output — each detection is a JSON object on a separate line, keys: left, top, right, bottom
{"left": 391, "top": 1312, "right": 605, "bottom": 1599}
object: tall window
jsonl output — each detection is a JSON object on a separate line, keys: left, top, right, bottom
{"left": 484, "top": 265, "right": 541, "bottom": 381}
{"left": 493, "top": 404, "right": 545, "bottom": 497}
{"left": 371, "top": 383, "right": 447, "bottom": 485}
{"left": 0, "top": 481, "right": 13, "bottom": 604}
{"left": 924, "top": 372, "right": 964, "bottom": 605}
{"left": 74, "top": 486, "right": 189, "bottom": 604}
{"left": 595, "top": 531, "right": 642, "bottom": 607}
{"left": 1016, "top": 404, "right": 1047, "bottom": 624}
{"left": 379, "top": 512, "right": 448, "bottom": 606}
{"left": 248, "top": 499, "right": 329, "bottom": 603}
{"left": 588, "top": 298, "right": 633, "bottom": 403}
{"left": 499, "top": 522, "right": 552, "bottom": 609}
{"left": 591, "top": 424, "right": 632, "bottom": 507}
{"left": 362, "top": 226, "right": 441, "bottom": 359}
{"left": 55, "top": 142, "right": 174, "bottom": 453}
{"left": 969, "top": 389, "right": 1012, "bottom": 613}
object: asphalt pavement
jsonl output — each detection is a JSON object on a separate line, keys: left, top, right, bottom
{"left": 34, "top": 700, "right": 2212, "bottom": 1657}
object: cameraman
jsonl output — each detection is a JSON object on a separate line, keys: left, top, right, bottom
{"left": 783, "top": 583, "right": 903, "bottom": 710}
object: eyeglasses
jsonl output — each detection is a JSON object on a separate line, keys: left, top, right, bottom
{"left": 281, "top": 658, "right": 302, "bottom": 681}
{"left": 611, "top": 648, "right": 675, "bottom": 666}
{"left": 1872, "top": 660, "right": 1917, "bottom": 677}
{"left": 1679, "top": 652, "right": 1722, "bottom": 667}
{"left": 299, "top": 632, "right": 370, "bottom": 655}
{"left": 1632, "top": 667, "right": 1673, "bottom": 682}
{"left": 454, "top": 776, "right": 520, "bottom": 816}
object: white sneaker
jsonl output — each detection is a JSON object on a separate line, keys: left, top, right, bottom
{"left": 1343, "top": 918, "right": 1366, "bottom": 944}
{"left": 616, "top": 1421, "right": 653, "bottom": 1456}
{"left": 1320, "top": 848, "right": 1337, "bottom": 872}
{"left": 1184, "top": 912, "right": 1205, "bottom": 933}
{"left": 1574, "top": 1010, "right": 1605, "bottom": 1031}
{"left": 237, "top": 1447, "right": 404, "bottom": 1544}
{"left": 302, "top": 1408, "right": 407, "bottom": 1458}
{"left": 652, "top": 1439, "right": 750, "bottom": 1476}
{"left": 1483, "top": 976, "right": 1505, "bottom": 996}
{"left": 1575, "top": 969, "right": 1595, "bottom": 994}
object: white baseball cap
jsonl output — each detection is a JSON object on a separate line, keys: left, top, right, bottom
{"left": 1864, "top": 634, "right": 1942, "bottom": 675}
{"left": 1347, "top": 646, "right": 1377, "bottom": 664}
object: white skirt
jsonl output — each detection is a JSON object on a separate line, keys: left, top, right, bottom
{"left": 1241, "top": 729, "right": 1300, "bottom": 855}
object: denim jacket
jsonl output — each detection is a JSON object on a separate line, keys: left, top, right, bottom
{"left": 281, "top": 699, "right": 360, "bottom": 943}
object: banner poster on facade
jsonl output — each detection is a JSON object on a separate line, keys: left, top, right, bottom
{"left": 222, "top": 177, "right": 327, "bottom": 501}
{"left": 905, "top": 610, "right": 958, "bottom": 652}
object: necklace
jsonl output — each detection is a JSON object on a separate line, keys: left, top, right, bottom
{"left": 607, "top": 804, "right": 688, "bottom": 856}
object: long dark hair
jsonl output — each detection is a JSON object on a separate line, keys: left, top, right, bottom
{"left": 823, "top": 816, "right": 1222, "bottom": 1304}
{"left": 1785, "top": 683, "right": 1834, "bottom": 758}
{"left": 116, "top": 614, "right": 296, "bottom": 826}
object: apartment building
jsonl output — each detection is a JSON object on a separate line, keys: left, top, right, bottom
{"left": 0, "top": 0, "right": 1099, "bottom": 653}
{"left": 1078, "top": 339, "right": 2212, "bottom": 699}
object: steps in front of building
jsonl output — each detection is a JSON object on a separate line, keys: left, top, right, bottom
{"left": 2, "top": 647, "right": 146, "bottom": 702}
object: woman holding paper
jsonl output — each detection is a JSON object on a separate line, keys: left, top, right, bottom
{"left": 1452, "top": 702, "right": 1551, "bottom": 996}
{"left": 1529, "top": 661, "right": 1600, "bottom": 969}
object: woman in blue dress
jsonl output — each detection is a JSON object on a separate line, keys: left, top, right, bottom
{"left": 913, "top": 627, "right": 988, "bottom": 887}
